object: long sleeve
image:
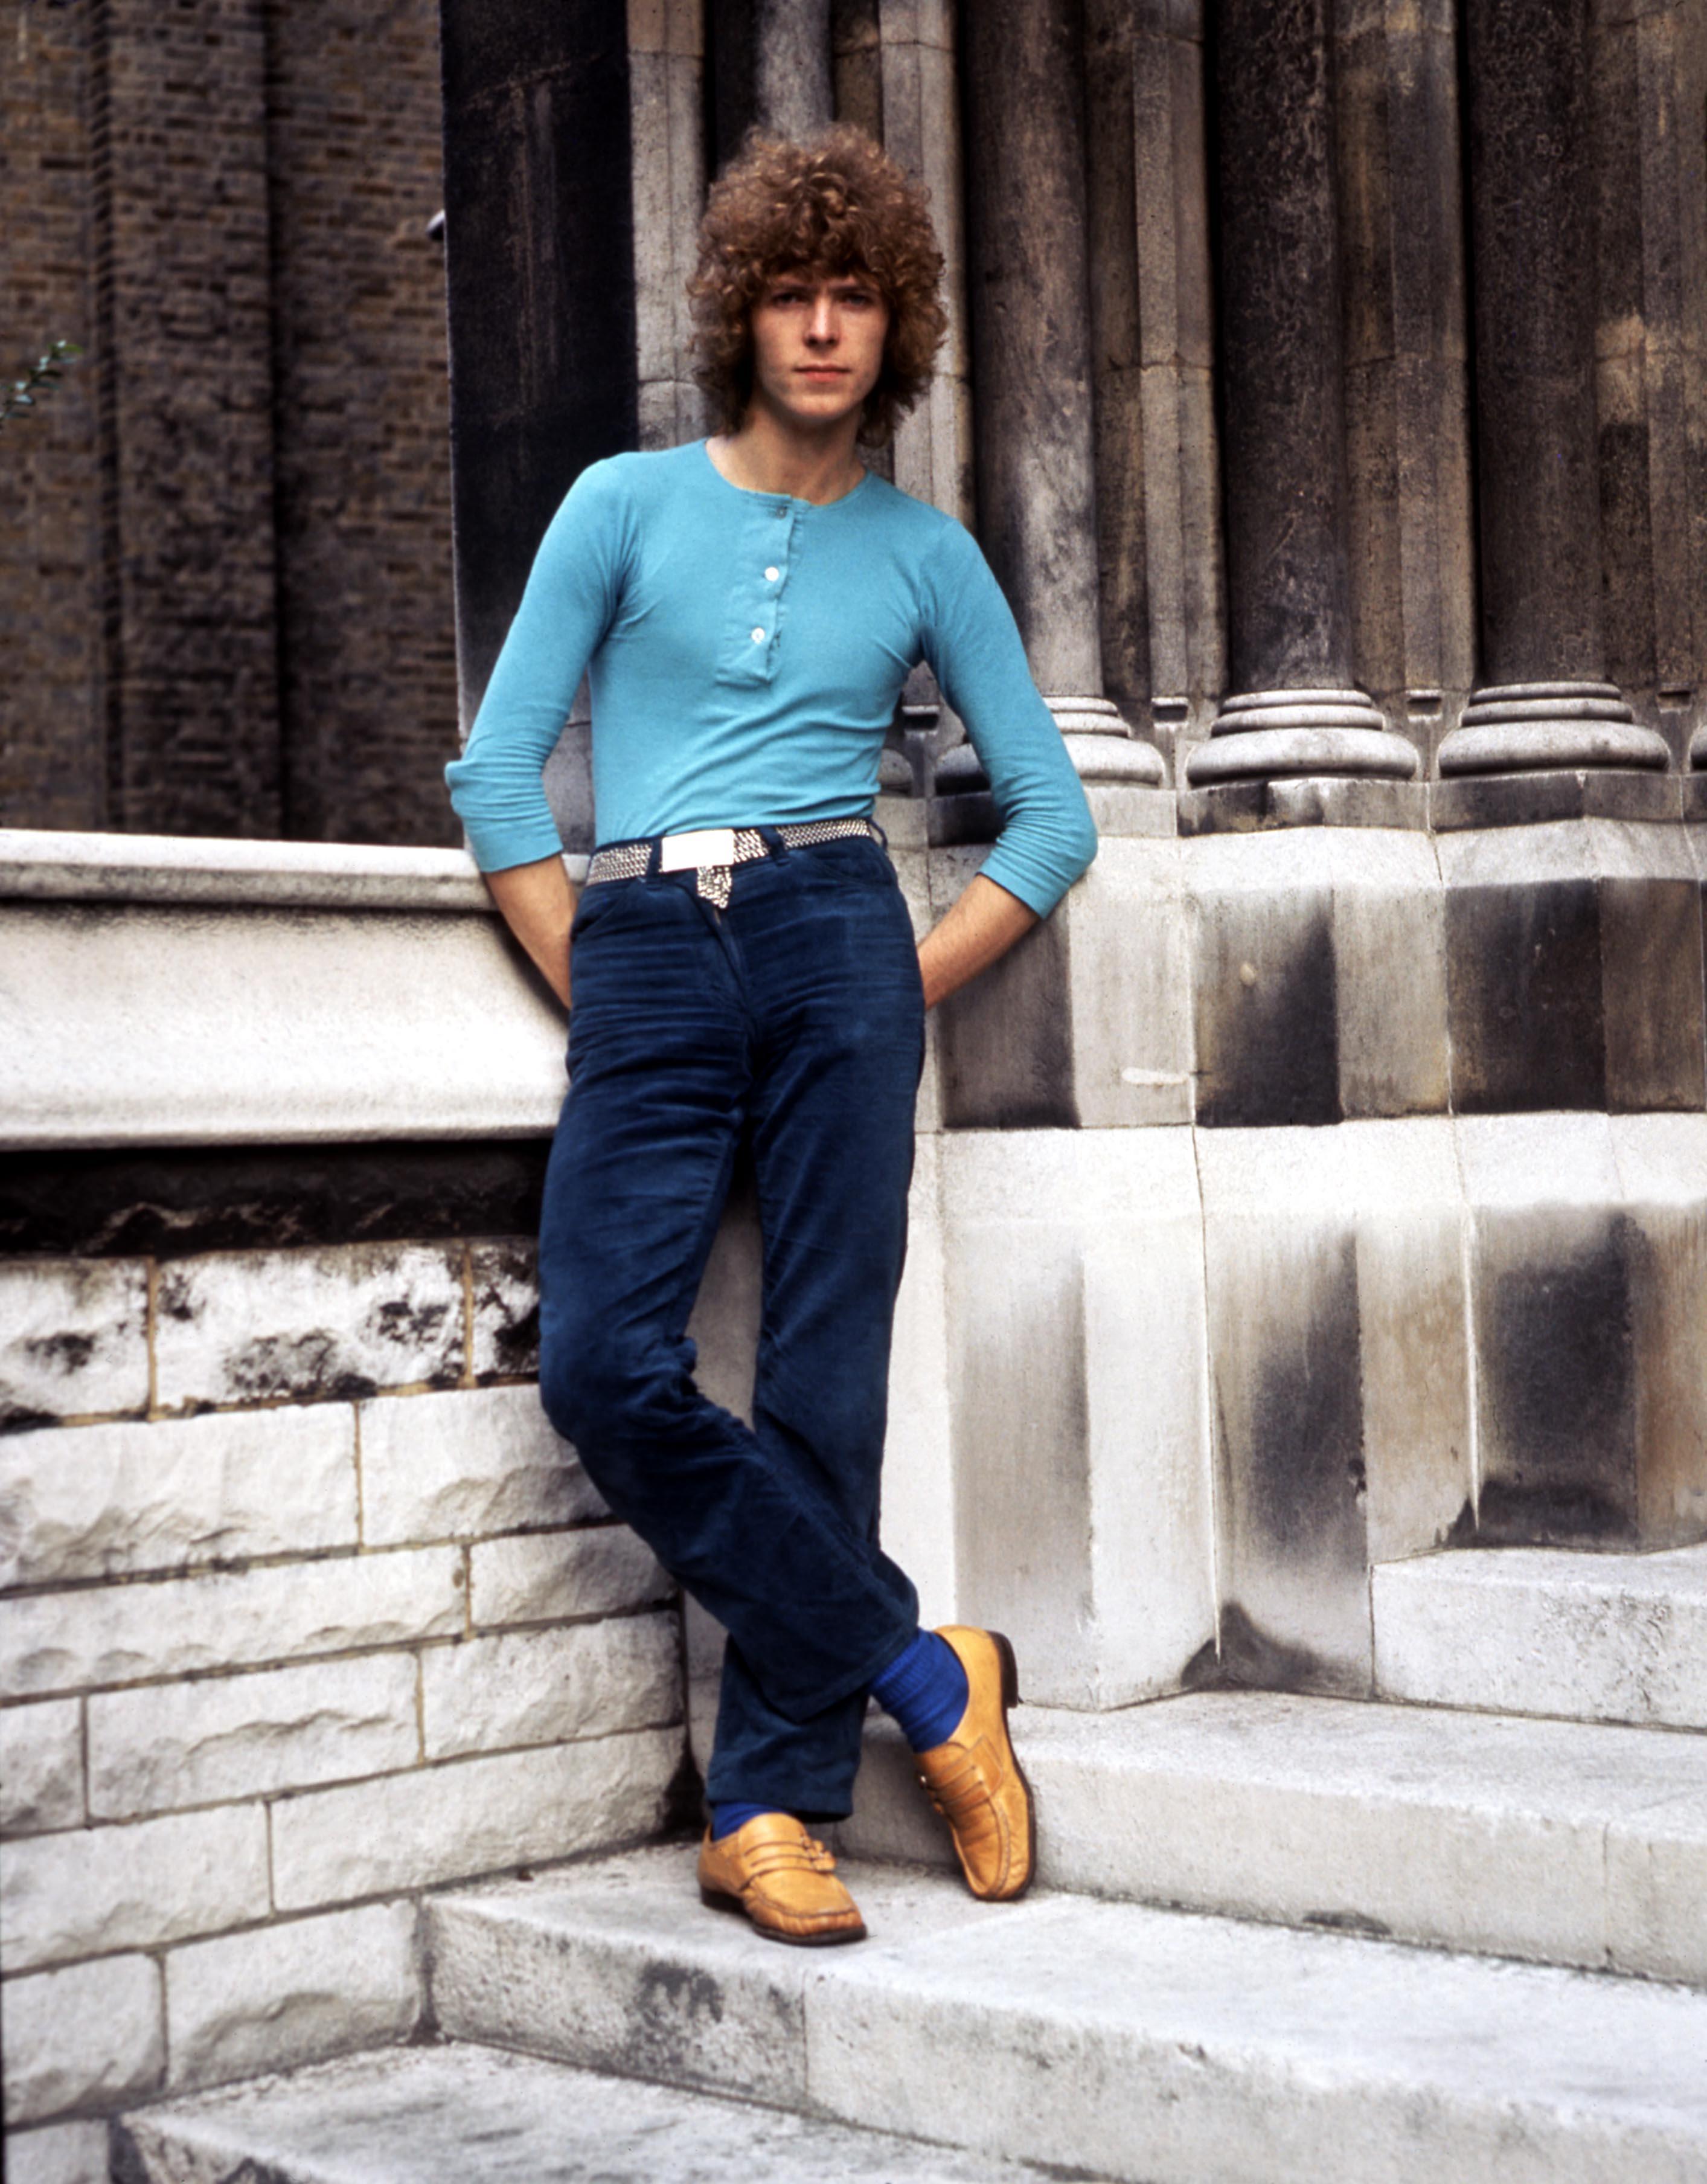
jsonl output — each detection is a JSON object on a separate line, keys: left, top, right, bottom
{"left": 445, "top": 460, "right": 633, "bottom": 873}
{"left": 922, "top": 525, "right": 1098, "bottom": 917}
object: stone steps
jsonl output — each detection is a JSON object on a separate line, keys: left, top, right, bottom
{"left": 1372, "top": 1544, "right": 1707, "bottom": 1730}
{"left": 418, "top": 1845, "right": 1707, "bottom": 2184}
{"left": 114, "top": 2041, "right": 1079, "bottom": 2183}
{"left": 822, "top": 1689, "right": 1707, "bottom": 1985}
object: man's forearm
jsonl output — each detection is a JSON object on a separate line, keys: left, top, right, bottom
{"left": 917, "top": 873, "right": 1039, "bottom": 1010}
{"left": 485, "top": 855, "right": 577, "bottom": 1009}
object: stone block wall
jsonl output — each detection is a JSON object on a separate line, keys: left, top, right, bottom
{"left": 0, "top": 1233, "right": 685, "bottom": 2170}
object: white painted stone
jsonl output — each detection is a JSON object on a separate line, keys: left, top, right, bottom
{"left": 0, "top": 896, "right": 567, "bottom": 1148}
{"left": 165, "top": 1900, "right": 421, "bottom": 2089}
{"left": 0, "top": 1258, "right": 148, "bottom": 1429}
{"left": 1, "top": 1953, "right": 162, "bottom": 2127}
{"left": 118, "top": 2043, "right": 1072, "bottom": 2184}
{"left": 939, "top": 1129, "right": 1215, "bottom": 1708}
{"left": 358, "top": 1384, "right": 602, "bottom": 1547}
{"left": 154, "top": 1243, "right": 464, "bottom": 1409}
{"left": 0, "top": 1405, "right": 359, "bottom": 1588}
{"left": 467, "top": 1525, "right": 670, "bottom": 1630}
{"left": 0, "top": 1697, "right": 83, "bottom": 1834}
{"left": 1, "top": 2120, "right": 110, "bottom": 2184}
{"left": 1063, "top": 838, "right": 1195, "bottom": 1128}
{"left": 431, "top": 1845, "right": 1707, "bottom": 2184}
{"left": 467, "top": 1242, "right": 539, "bottom": 1381}
{"left": 1374, "top": 1544, "right": 1707, "bottom": 1729}
{"left": 0, "top": 1546, "right": 463, "bottom": 1699}
{"left": 1607, "top": 1796, "right": 1707, "bottom": 1985}
{"left": 1, "top": 1802, "right": 269, "bottom": 1971}
{"left": 88, "top": 1652, "right": 420, "bottom": 1818}
{"left": 271, "top": 1727, "right": 681, "bottom": 1910}
{"left": 420, "top": 1613, "right": 681, "bottom": 1760}
{"left": 1454, "top": 1109, "right": 1622, "bottom": 1208}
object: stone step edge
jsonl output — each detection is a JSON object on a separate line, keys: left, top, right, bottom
{"left": 111, "top": 2037, "right": 1083, "bottom": 2184}
{"left": 806, "top": 1688, "right": 1707, "bottom": 1987}
{"left": 423, "top": 1848, "right": 1707, "bottom": 2184}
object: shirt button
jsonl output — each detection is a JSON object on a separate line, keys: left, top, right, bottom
{"left": 751, "top": 628, "right": 766, "bottom": 643}
{"left": 764, "top": 566, "right": 780, "bottom": 582}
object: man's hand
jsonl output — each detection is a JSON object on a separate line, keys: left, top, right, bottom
{"left": 917, "top": 873, "right": 1039, "bottom": 1010}
{"left": 484, "top": 855, "right": 577, "bottom": 1010}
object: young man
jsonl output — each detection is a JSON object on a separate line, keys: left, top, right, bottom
{"left": 447, "top": 127, "right": 1095, "bottom": 1945}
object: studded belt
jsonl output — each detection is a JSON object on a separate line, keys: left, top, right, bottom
{"left": 585, "top": 818, "right": 881, "bottom": 910}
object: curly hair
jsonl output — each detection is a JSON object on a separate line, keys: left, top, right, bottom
{"left": 688, "top": 125, "right": 947, "bottom": 446}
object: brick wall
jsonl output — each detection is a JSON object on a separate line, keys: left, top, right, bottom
{"left": 0, "top": 0, "right": 105, "bottom": 833}
{"left": 0, "top": 1233, "right": 686, "bottom": 2162}
{"left": 0, "top": 0, "right": 459, "bottom": 846}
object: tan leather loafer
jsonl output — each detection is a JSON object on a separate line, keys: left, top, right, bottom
{"left": 696, "top": 1813, "right": 867, "bottom": 1946}
{"left": 914, "top": 1626, "right": 1034, "bottom": 1901}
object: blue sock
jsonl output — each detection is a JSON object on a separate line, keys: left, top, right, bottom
{"left": 871, "top": 1629, "right": 969, "bottom": 1752}
{"left": 711, "top": 1800, "right": 784, "bottom": 1840}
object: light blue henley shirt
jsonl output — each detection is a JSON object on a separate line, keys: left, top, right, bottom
{"left": 446, "top": 440, "right": 1097, "bottom": 917}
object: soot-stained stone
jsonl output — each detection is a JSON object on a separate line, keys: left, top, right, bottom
{"left": 1193, "top": 891, "right": 1340, "bottom": 1128}
{"left": 1209, "top": 1228, "right": 1369, "bottom": 1692}
{"left": 439, "top": 0, "right": 637, "bottom": 726}
{"left": 1445, "top": 879, "right": 1607, "bottom": 1113}
{"left": 1462, "top": 0, "right": 1603, "bottom": 682}
{"left": 0, "top": 1143, "right": 552, "bottom": 1261}
{"left": 938, "top": 915, "right": 1078, "bottom": 1130}
{"left": 1600, "top": 878, "right": 1707, "bottom": 1112}
{"left": 1212, "top": 0, "right": 1354, "bottom": 690}
{"left": 1473, "top": 1209, "right": 1638, "bottom": 1545}
{"left": 470, "top": 1238, "right": 542, "bottom": 1380}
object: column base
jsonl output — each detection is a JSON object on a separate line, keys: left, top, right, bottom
{"left": 1047, "top": 696, "right": 1167, "bottom": 788}
{"left": 1184, "top": 689, "right": 1419, "bottom": 787}
{"left": 1179, "top": 775, "right": 1429, "bottom": 835}
{"left": 1436, "top": 682, "right": 1670, "bottom": 776}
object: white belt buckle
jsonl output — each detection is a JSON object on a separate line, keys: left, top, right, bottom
{"left": 660, "top": 827, "right": 737, "bottom": 873}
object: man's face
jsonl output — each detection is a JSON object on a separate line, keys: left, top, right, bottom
{"left": 746, "top": 264, "right": 891, "bottom": 435}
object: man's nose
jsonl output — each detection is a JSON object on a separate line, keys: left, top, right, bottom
{"left": 806, "top": 295, "right": 837, "bottom": 342}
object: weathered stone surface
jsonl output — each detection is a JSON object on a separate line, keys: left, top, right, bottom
{"left": 155, "top": 1242, "right": 464, "bottom": 1408}
{"left": 0, "top": 1546, "right": 464, "bottom": 1699}
{"left": 0, "top": 1697, "right": 83, "bottom": 1836}
{"left": 1197, "top": 1119, "right": 1471, "bottom": 1692}
{"left": 358, "top": 1384, "right": 601, "bottom": 1548}
{"left": 467, "top": 1524, "right": 671, "bottom": 1631}
{"left": 1017, "top": 1691, "right": 1707, "bottom": 1981}
{"left": 1457, "top": 1113, "right": 1707, "bottom": 1546}
{"left": 1439, "top": 820, "right": 1706, "bottom": 1116}
{"left": 1463, "top": 0, "right": 1604, "bottom": 683}
{"left": 629, "top": 0, "right": 705, "bottom": 454}
{"left": 960, "top": 0, "right": 1102, "bottom": 697}
{"left": 88, "top": 1653, "right": 420, "bottom": 1819}
{"left": 0, "top": 1404, "right": 359, "bottom": 1588}
{"left": 0, "top": 899, "right": 568, "bottom": 1149}
{"left": 934, "top": 840, "right": 1194, "bottom": 1130}
{"left": 1186, "top": 829, "right": 1451, "bottom": 1127}
{"left": 1432, "top": 769, "right": 1686, "bottom": 828}
{"left": 165, "top": 1899, "right": 421, "bottom": 2090}
{"left": 118, "top": 2042, "right": 1074, "bottom": 2184}
{"left": 0, "top": 1257, "right": 148, "bottom": 1431}
{"left": 938, "top": 1129, "right": 1215, "bottom": 1707}
{"left": 1, "top": 2120, "right": 109, "bottom": 2184}
{"left": 708, "top": 0, "right": 831, "bottom": 158}
{"left": 468, "top": 1241, "right": 539, "bottom": 1381}
{"left": 1177, "top": 776, "right": 1430, "bottom": 833}
{"left": 1, "top": 1802, "right": 269, "bottom": 1971}
{"left": 420, "top": 1613, "right": 681, "bottom": 1760}
{"left": 271, "top": 1727, "right": 681, "bottom": 1910}
{"left": 1214, "top": 0, "right": 1354, "bottom": 692}
{"left": 1374, "top": 1543, "right": 1707, "bottom": 1732}
{"left": 1, "top": 1954, "right": 161, "bottom": 2127}
{"left": 433, "top": 1845, "right": 1707, "bottom": 2183}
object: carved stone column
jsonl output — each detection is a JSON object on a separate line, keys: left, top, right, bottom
{"left": 961, "top": 0, "right": 1164, "bottom": 791}
{"left": 1185, "top": 0, "right": 1417, "bottom": 799}
{"left": 630, "top": 0, "right": 708, "bottom": 452}
{"left": 708, "top": 0, "right": 833, "bottom": 161}
{"left": 1435, "top": 0, "right": 1669, "bottom": 808}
